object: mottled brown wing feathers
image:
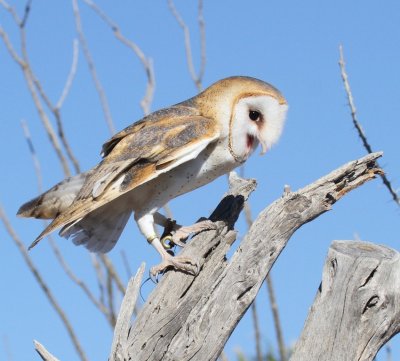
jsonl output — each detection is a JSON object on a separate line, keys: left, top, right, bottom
{"left": 29, "top": 109, "right": 219, "bottom": 248}
{"left": 100, "top": 105, "right": 197, "bottom": 157}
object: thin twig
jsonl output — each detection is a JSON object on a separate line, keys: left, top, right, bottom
{"left": 21, "top": 121, "right": 112, "bottom": 326}
{"left": 21, "top": 36, "right": 80, "bottom": 173}
{"left": 28, "top": 39, "right": 81, "bottom": 174}
{"left": 48, "top": 238, "right": 114, "bottom": 326}
{"left": 0, "top": 26, "right": 24, "bottom": 65}
{"left": 251, "top": 301, "right": 263, "bottom": 361}
{"left": 266, "top": 275, "right": 287, "bottom": 361}
{"left": 197, "top": 0, "right": 206, "bottom": 86}
{"left": 167, "top": 0, "right": 206, "bottom": 91}
{"left": 18, "top": 15, "right": 72, "bottom": 177}
{"left": 338, "top": 44, "right": 400, "bottom": 206}
{"left": 20, "top": 0, "right": 33, "bottom": 28}
{"left": 242, "top": 201, "right": 263, "bottom": 361}
{"left": 0, "top": 0, "right": 20, "bottom": 24}
{"left": 56, "top": 38, "right": 79, "bottom": 109}
{"left": 106, "top": 269, "right": 117, "bottom": 327}
{"left": 0, "top": 207, "right": 88, "bottom": 361}
{"left": 53, "top": 38, "right": 82, "bottom": 174}
{"left": 92, "top": 254, "right": 107, "bottom": 307}
{"left": 82, "top": 0, "right": 155, "bottom": 115}
{"left": 99, "top": 254, "right": 126, "bottom": 295}
{"left": 21, "top": 119, "right": 43, "bottom": 192}
{"left": 0, "top": 2, "right": 72, "bottom": 177}
{"left": 72, "top": 0, "right": 115, "bottom": 134}
{"left": 120, "top": 250, "right": 133, "bottom": 278}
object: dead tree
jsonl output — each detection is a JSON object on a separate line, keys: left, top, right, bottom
{"left": 36, "top": 152, "right": 397, "bottom": 361}
{"left": 290, "top": 240, "right": 400, "bottom": 361}
{"left": 104, "top": 151, "right": 385, "bottom": 361}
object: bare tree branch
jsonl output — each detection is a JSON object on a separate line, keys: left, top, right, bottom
{"left": 20, "top": 0, "right": 33, "bottom": 29}
{"left": 20, "top": 38, "right": 81, "bottom": 174}
{"left": 24, "top": 39, "right": 81, "bottom": 173}
{"left": 0, "top": 207, "right": 88, "bottom": 361}
{"left": 0, "top": 0, "right": 20, "bottom": 24}
{"left": 56, "top": 39, "right": 79, "bottom": 109}
{"left": 21, "top": 120, "right": 115, "bottom": 326}
{"left": 167, "top": 0, "right": 206, "bottom": 91}
{"left": 0, "top": 25, "right": 24, "bottom": 65}
{"left": 48, "top": 238, "right": 115, "bottom": 326}
{"left": 21, "top": 119, "right": 43, "bottom": 192}
{"left": 0, "top": 2, "right": 72, "bottom": 177}
{"left": 251, "top": 301, "right": 263, "bottom": 361}
{"left": 99, "top": 254, "right": 126, "bottom": 296}
{"left": 338, "top": 45, "right": 400, "bottom": 206}
{"left": 71, "top": 0, "right": 115, "bottom": 134}
{"left": 53, "top": 38, "right": 82, "bottom": 174}
{"left": 92, "top": 254, "right": 107, "bottom": 307}
{"left": 106, "top": 269, "right": 117, "bottom": 327}
{"left": 34, "top": 340, "right": 60, "bottom": 361}
{"left": 82, "top": 0, "right": 155, "bottom": 115}
{"left": 266, "top": 274, "right": 287, "bottom": 361}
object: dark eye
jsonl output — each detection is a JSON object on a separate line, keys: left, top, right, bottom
{"left": 249, "top": 110, "right": 261, "bottom": 121}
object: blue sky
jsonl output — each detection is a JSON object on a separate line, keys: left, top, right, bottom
{"left": 1, "top": 0, "right": 400, "bottom": 360}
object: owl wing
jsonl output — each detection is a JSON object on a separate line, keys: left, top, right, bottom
{"left": 29, "top": 106, "right": 220, "bottom": 249}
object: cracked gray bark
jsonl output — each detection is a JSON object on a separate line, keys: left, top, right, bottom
{"left": 110, "top": 152, "right": 383, "bottom": 361}
{"left": 290, "top": 240, "right": 400, "bottom": 361}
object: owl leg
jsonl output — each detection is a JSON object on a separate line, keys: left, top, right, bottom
{"left": 153, "top": 212, "right": 216, "bottom": 248}
{"left": 135, "top": 213, "right": 199, "bottom": 277}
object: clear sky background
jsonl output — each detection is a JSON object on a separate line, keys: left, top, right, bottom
{"left": 1, "top": 1, "right": 400, "bottom": 360}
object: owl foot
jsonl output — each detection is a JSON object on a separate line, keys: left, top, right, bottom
{"left": 150, "top": 254, "right": 199, "bottom": 278}
{"left": 161, "top": 219, "right": 217, "bottom": 249}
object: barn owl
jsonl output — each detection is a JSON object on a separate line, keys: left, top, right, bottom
{"left": 18, "top": 76, "right": 288, "bottom": 276}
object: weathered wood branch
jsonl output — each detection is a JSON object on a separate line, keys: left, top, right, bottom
{"left": 290, "top": 240, "right": 400, "bottom": 361}
{"left": 110, "top": 263, "right": 145, "bottom": 361}
{"left": 111, "top": 152, "right": 382, "bottom": 361}
{"left": 34, "top": 340, "right": 60, "bottom": 361}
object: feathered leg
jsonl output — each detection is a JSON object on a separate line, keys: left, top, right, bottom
{"left": 135, "top": 213, "right": 199, "bottom": 277}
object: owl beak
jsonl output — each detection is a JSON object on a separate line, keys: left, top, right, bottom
{"left": 257, "top": 133, "right": 268, "bottom": 155}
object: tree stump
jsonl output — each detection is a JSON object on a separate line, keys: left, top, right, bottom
{"left": 290, "top": 240, "right": 400, "bottom": 361}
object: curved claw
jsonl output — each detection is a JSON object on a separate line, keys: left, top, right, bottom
{"left": 150, "top": 255, "right": 199, "bottom": 278}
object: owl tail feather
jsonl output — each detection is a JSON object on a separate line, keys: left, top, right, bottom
{"left": 59, "top": 204, "right": 131, "bottom": 253}
{"left": 17, "top": 173, "right": 87, "bottom": 220}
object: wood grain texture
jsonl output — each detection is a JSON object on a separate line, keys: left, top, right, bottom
{"left": 290, "top": 240, "right": 400, "bottom": 361}
{"left": 112, "top": 152, "right": 383, "bottom": 361}
{"left": 109, "top": 263, "right": 145, "bottom": 361}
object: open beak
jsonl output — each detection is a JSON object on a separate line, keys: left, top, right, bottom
{"left": 257, "top": 133, "right": 268, "bottom": 155}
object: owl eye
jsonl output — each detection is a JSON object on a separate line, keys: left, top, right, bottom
{"left": 249, "top": 110, "right": 261, "bottom": 121}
